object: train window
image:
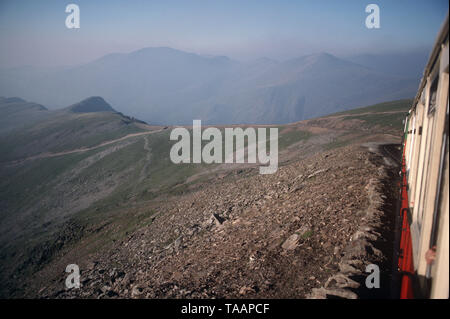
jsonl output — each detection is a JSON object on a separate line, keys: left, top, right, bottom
{"left": 430, "top": 99, "right": 449, "bottom": 248}
{"left": 420, "top": 88, "right": 426, "bottom": 105}
{"left": 428, "top": 72, "right": 439, "bottom": 114}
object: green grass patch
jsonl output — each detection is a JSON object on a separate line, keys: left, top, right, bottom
{"left": 328, "top": 99, "right": 412, "bottom": 117}
{"left": 278, "top": 128, "right": 312, "bottom": 149}
{"left": 342, "top": 112, "right": 407, "bottom": 130}
{"left": 301, "top": 230, "right": 314, "bottom": 239}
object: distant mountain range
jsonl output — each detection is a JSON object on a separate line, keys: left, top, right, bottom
{"left": 0, "top": 47, "right": 425, "bottom": 124}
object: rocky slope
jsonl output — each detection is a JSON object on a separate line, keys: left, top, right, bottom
{"left": 34, "top": 141, "right": 400, "bottom": 299}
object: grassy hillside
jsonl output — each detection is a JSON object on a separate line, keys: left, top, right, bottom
{"left": 0, "top": 98, "right": 148, "bottom": 162}
{"left": 333, "top": 99, "right": 411, "bottom": 131}
{"left": 0, "top": 97, "right": 49, "bottom": 134}
{"left": 330, "top": 99, "right": 412, "bottom": 116}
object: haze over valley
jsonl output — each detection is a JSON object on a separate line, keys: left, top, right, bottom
{"left": 0, "top": 47, "right": 423, "bottom": 125}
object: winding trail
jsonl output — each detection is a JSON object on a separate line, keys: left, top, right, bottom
{"left": 138, "top": 135, "right": 153, "bottom": 183}
{"left": 2, "top": 128, "right": 165, "bottom": 166}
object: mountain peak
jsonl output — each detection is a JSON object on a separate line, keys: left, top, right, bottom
{"left": 283, "top": 52, "right": 356, "bottom": 71}
{"left": 68, "top": 96, "right": 115, "bottom": 113}
{"left": 304, "top": 52, "right": 340, "bottom": 62}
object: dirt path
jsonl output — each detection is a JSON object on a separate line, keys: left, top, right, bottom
{"left": 138, "top": 135, "right": 152, "bottom": 183}
{"left": 324, "top": 110, "right": 407, "bottom": 119}
{"left": 3, "top": 129, "right": 164, "bottom": 166}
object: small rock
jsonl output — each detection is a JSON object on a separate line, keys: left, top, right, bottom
{"left": 101, "top": 285, "right": 111, "bottom": 293}
{"left": 131, "top": 285, "right": 144, "bottom": 298}
{"left": 174, "top": 237, "right": 182, "bottom": 251}
{"left": 212, "top": 213, "right": 225, "bottom": 226}
{"left": 239, "top": 286, "right": 255, "bottom": 295}
{"left": 282, "top": 234, "right": 300, "bottom": 250}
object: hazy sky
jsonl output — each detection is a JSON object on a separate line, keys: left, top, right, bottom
{"left": 0, "top": 0, "right": 448, "bottom": 67}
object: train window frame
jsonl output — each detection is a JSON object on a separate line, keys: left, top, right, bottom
{"left": 420, "top": 88, "right": 426, "bottom": 105}
{"left": 428, "top": 65, "right": 440, "bottom": 115}
{"left": 417, "top": 105, "right": 438, "bottom": 231}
